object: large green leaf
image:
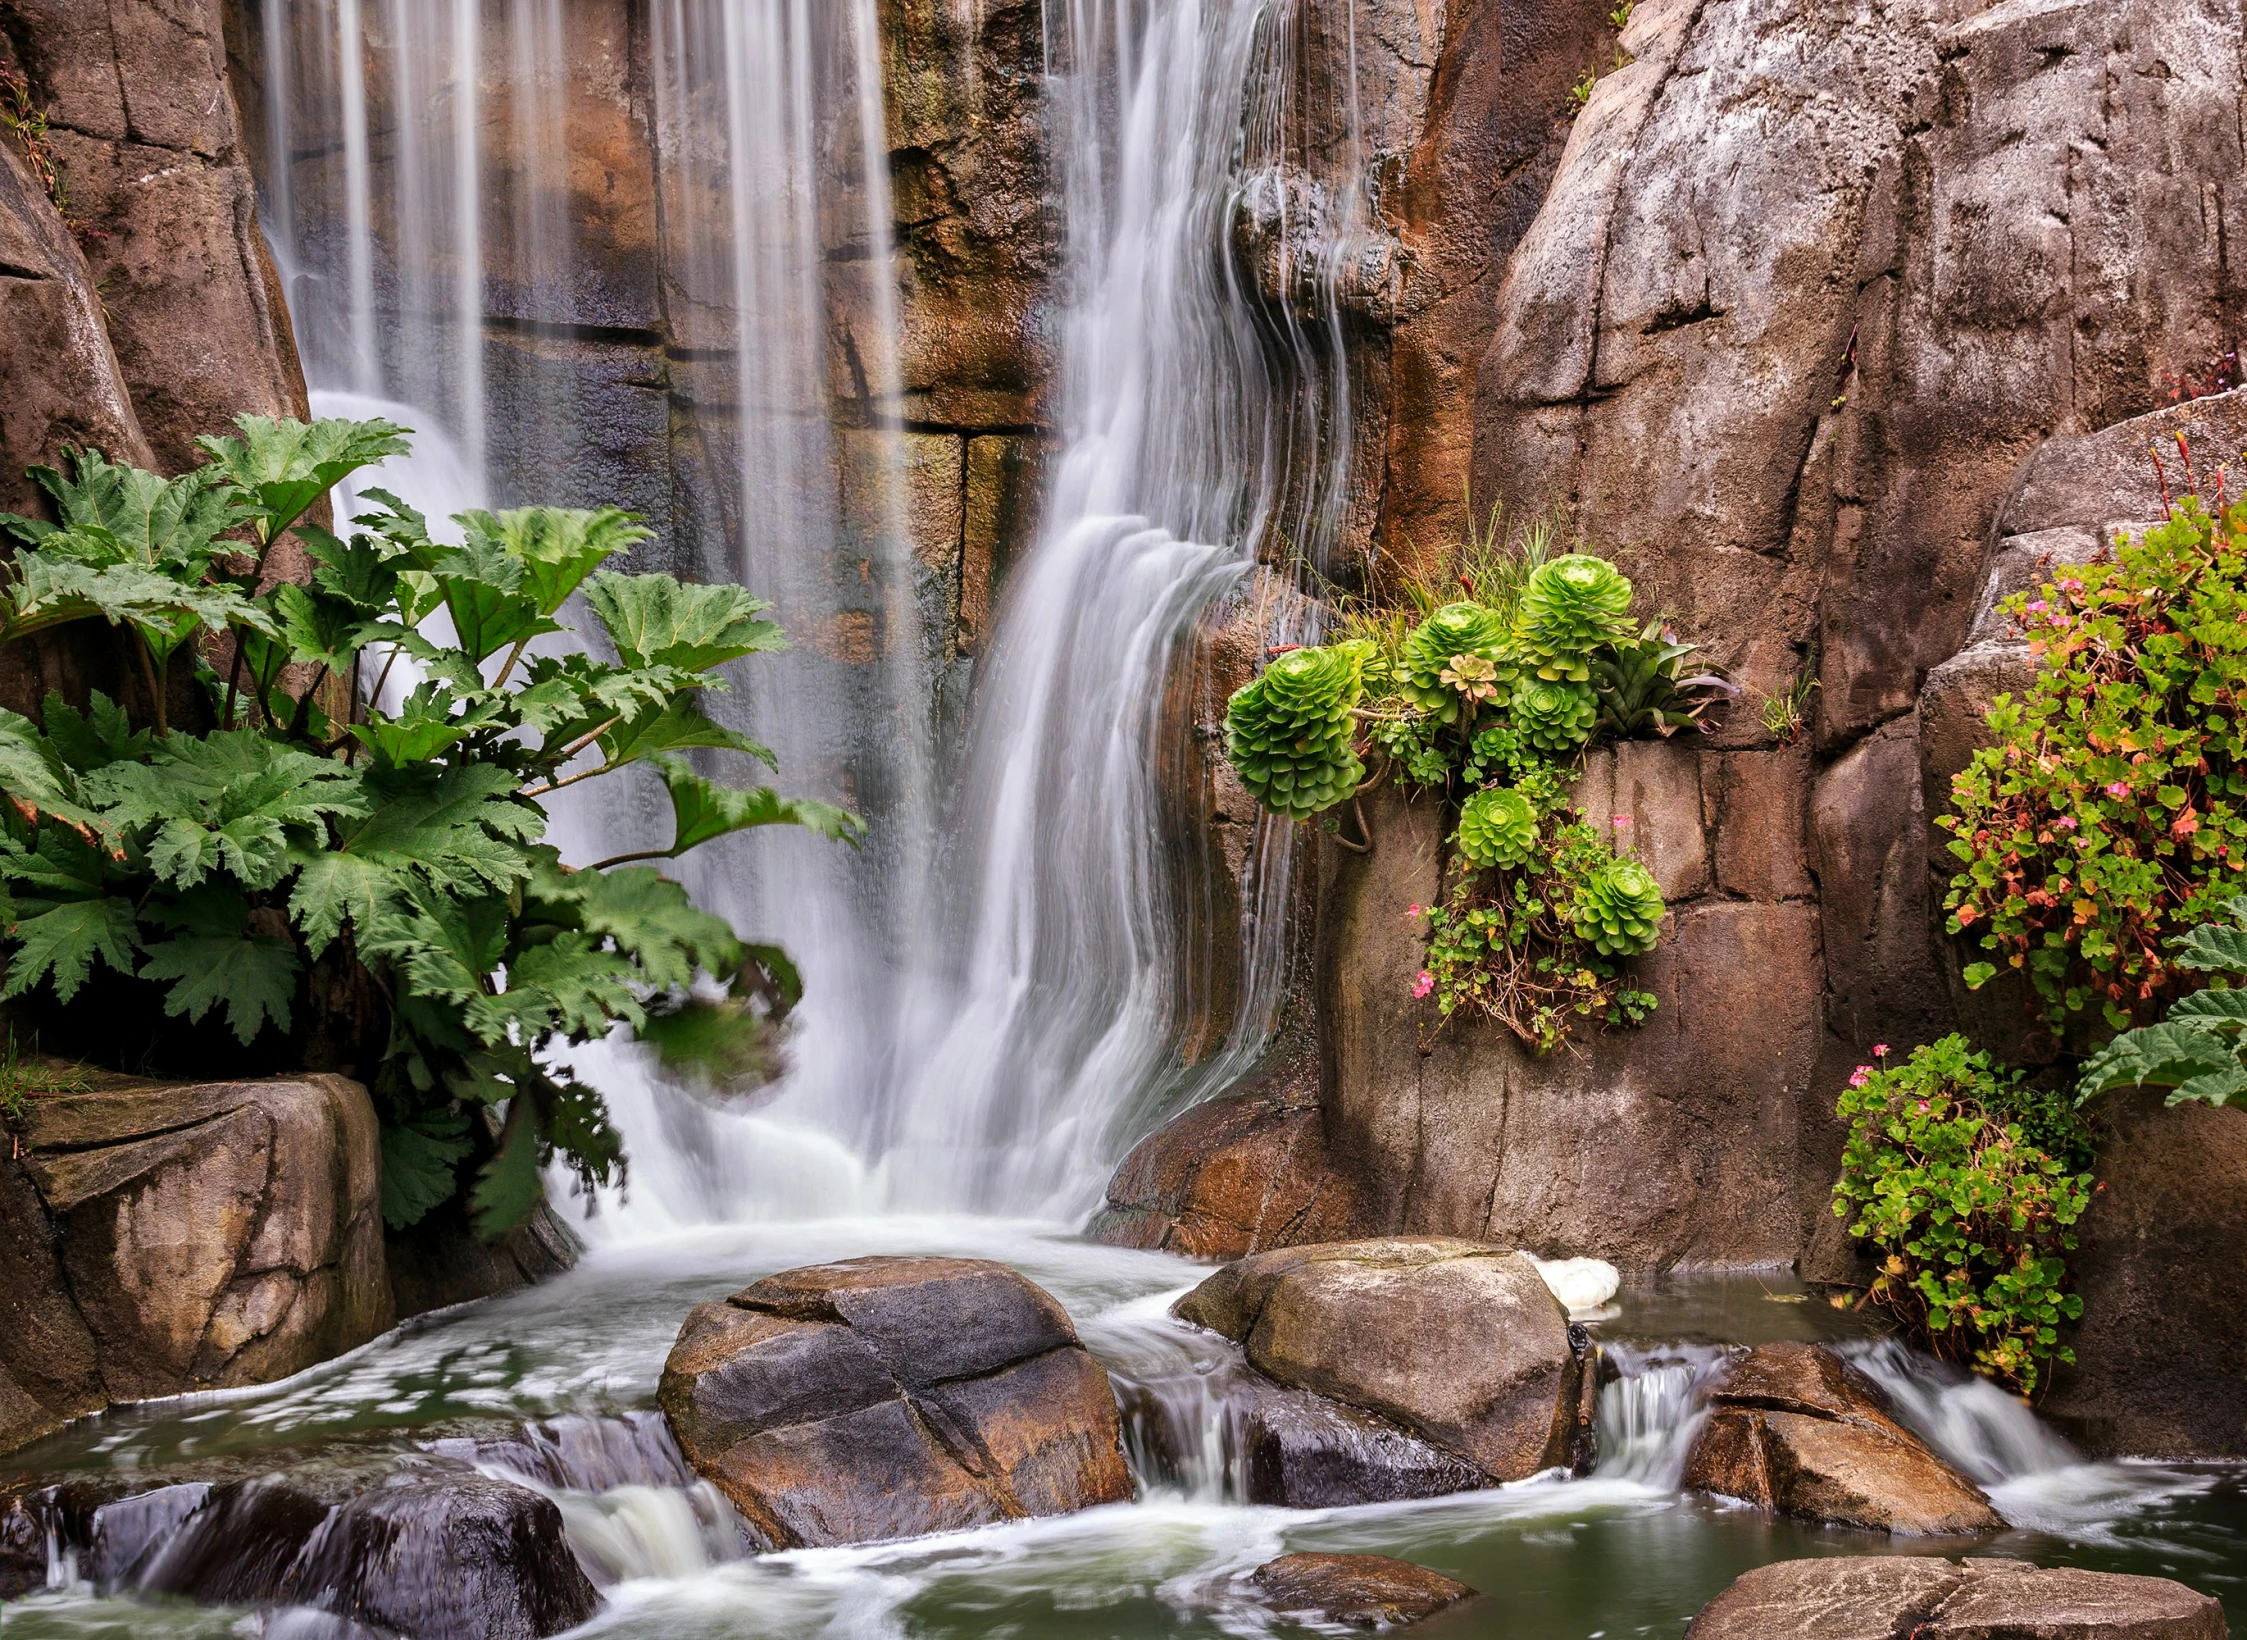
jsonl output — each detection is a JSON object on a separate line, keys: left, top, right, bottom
{"left": 1, "top": 553, "right": 269, "bottom": 650}
{"left": 285, "top": 849, "right": 397, "bottom": 958}
{"left": 379, "top": 1105, "right": 475, "bottom": 1229}
{"left": 1, "top": 896, "right": 140, "bottom": 1002}
{"left": 196, "top": 415, "right": 411, "bottom": 544}
{"left": 138, "top": 923, "right": 300, "bottom": 1043}
{"left": 0, "top": 707, "right": 101, "bottom": 830}
{"left": 2167, "top": 987, "right": 2247, "bottom": 1023}
{"left": 457, "top": 507, "right": 653, "bottom": 616}
{"left": 39, "top": 692, "right": 151, "bottom": 775}
{"left": 550, "top": 862, "right": 741, "bottom": 989}
{"left": 426, "top": 532, "right": 560, "bottom": 664}
{"left": 598, "top": 697, "right": 776, "bottom": 771}
{"left": 2174, "top": 919, "right": 2247, "bottom": 974}
{"left": 299, "top": 523, "right": 403, "bottom": 614}
{"left": 347, "top": 682, "right": 508, "bottom": 770}
{"left": 336, "top": 763, "right": 545, "bottom": 894}
{"left": 84, "top": 731, "right": 364, "bottom": 891}
{"left": 469, "top": 1095, "right": 547, "bottom": 1237}
{"left": 7, "top": 449, "right": 248, "bottom": 572}
{"left": 653, "top": 756, "right": 863, "bottom": 858}
{"left": 2078, "top": 1018, "right": 2240, "bottom": 1099}
{"left": 272, "top": 581, "right": 376, "bottom": 674}
{"left": 584, "top": 573, "right": 785, "bottom": 673}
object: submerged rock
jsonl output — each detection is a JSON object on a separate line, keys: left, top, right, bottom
{"left": 1686, "top": 1556, "right": 2227, "bottom": 1640}
{"left": 658, "top": 1255, "right": 1133, "bottom": 1548}
{"left": 1680, "top": 1342, "right": 2001, "bottom": 1535}
{"left": 1248, "top": 1552, "right": 1479, "bottom": 1630}
{"left": 1174, "top": 1238, "right": 1584, "bottom": 1482}
{"left": 3, "top": 1453, "right": 598, "bottom": 1637}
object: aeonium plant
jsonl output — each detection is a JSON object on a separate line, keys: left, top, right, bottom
{"left": 0, "top": 417, "right": 860, "bottom": 1233}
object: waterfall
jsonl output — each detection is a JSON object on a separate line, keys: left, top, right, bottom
{"left": 246, "top": 0, "right": 1371, "bottom": 1225}
{"left": 876, "top": 0, "right": 1372, "bottom": 1216}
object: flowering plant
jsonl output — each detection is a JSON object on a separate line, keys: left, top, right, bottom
{"left": 1833, "top": 1036, "right": 2095, "bottom": 1396}
{"left": 1942, "top": 491, "right": 2247, "bottom": 1030}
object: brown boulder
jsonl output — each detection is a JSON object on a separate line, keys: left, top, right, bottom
{"left": 1, "top": 1071, "right": 392, "bottom": 1455}
{"left": 1175, "top": 1238, "right": 1582, "bottom": 1482}
{"left": 1686, "top": 1556, "right": 2226, "bottom": 1640}
{"left": 1681, "top": 1343, "right": 2000, "bottom": 1535}
{"left": 1248, "top": 1552, "right": 1478, "bottom": 1630}
{"left": 658, "top": 1256, "right": 1132, "bottom": 1548}
{"left": 1090, "top": 1083, "right": 1370, "bottom": 1260}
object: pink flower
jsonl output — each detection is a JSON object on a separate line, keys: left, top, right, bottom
{"left": 1873, "top": 1043, "right": 1889, "bottom": 1057}
{"left": 1848, "top": 1067, "right": 1873, "bottom": 1088}
{"left": 1406, "top": 904, "right": 1423, "bottom": 918}
{"left": 2055, "top": 816, "right": 2078, "bottom": 831}
{"left": 1412, "top": 971, "right": 1435, "bottom": 1000}
{"left": 2026, "top": 599, "right": 2050, "bottom": 614}
{"left": 2105, "top": 782, "right": 2130, "bottom": 799}
{"left": 1612, "top": 813, "right": 1633, "bottom": 828}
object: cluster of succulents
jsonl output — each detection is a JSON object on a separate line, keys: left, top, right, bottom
{"left": 1518, "top": 554, "right": 1635, "bottom": 681}
{"left": 1224, "top": 641, "right": 1367, "bottom": 820}
{"left": 1571, "top": 856, "right": 1667, "bottom": 956}
{"left": 1455, "top": 786, "right": 1541, "bottom": 870}
{"left": 1399, "top": 601, "right": 1514, "bottom": 724}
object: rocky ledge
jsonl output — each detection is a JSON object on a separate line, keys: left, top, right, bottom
{"left": 1681, "top": 1343, "right": 2001, "bottom": 1535}
{"left": 658, "top": 1255, "right": 1133, "bottom": 1547}
{"left": 1687, "top": 1557, "right": 2227, "bottom": 1640}
{"left": 1174, "top": 1238, "right": 1591, "bottom": 1492}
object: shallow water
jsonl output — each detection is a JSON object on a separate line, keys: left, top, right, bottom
{"left": 4, "top": 1219, "right": 2242, "bottom": 1639}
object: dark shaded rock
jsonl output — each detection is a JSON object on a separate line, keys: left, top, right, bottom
{"left": 2042, "top": 1093, "right": 2247, "bottom": 1458}
{"left": 1681, "top": 1343, "right": 2000, "bottom": 1535}
{"left": 6, "top": 1454, "right": 598, "bottom": 1639}
{"left": 387, "top": 1195, "right": 583, "bottom": 1323}
{"left": 1686, "top": 1556, "right": 2227, "bottom": 1640}
{"left": 1175, "top": 1238, "right": 1580, "bottom": 1482}
{"left": 1229, "top": 1373, "right": 1486, "bottom": 1508}
{"left": 0, "top": 1489, "right": 46, "bottom": 1599}
{"left": 658, "top": 1255, "right": 1133, "bottom": 1549}
{"left": 1248, "top": 1552, "right": 1478, "bottom": 1630}
{"left": 1090, "top": 1082, "right": 1372, "bottom": 1260}
{"left": 1, "top": 1072, "right": 392, "bottom": 1456}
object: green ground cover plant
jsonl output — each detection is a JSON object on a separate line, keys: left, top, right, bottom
{"left": 1833, "top": 1035, "right": 2096, "bottom": 1398}
{"left": 0, "top": 417, "right": 857, "bottom": 1233}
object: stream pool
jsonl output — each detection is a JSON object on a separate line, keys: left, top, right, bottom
{"left": 3, "top": 1217, "right": 2241, "bottom": 1639}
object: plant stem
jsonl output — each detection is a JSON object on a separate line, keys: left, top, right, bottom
{"left": 135, "top": 632, "right": 167, "bottom": 737}
{"left": 585, "top": 846, "right": 677, "bottom": 871}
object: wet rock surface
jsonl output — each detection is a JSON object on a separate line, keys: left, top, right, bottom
{"left": 659, "top": 1255, "right": 1133, "bottom": 1548}
{"left": 1681, "top": 1343, "right": 2001, "bottom": 1535}
{"left": 1090, "top": 1078, "right": 1371, "bottom": 1260}
{"left": 1174, "top": 1238, "right": 1583, "bottom": 1482}
{"left": 1, "top": 1451, "right": 599, "bottom": 1637}
{"left": 0, "top": 1072, "right": 392, "bottom": 1456}
{"left": 1686, "top": 1555, "right": 2227, "bottom": 1640}
{"left": 1247, "top": 1552, "right": 1479, "bottom": 1630}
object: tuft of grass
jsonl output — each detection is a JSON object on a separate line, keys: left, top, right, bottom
{"left": 1755, "top": 674, "right": 1820, "bottom": 744}
{"left": 0, "top": 1028, "right": 87, "bottom": 1126}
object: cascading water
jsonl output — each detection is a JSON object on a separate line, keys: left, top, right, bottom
{"left": 877, "top": 0, "right": 1374, "bottom": 1215}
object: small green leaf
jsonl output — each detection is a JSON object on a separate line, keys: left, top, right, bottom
{"left": 1, "top": 897, "right": 140, "bottom": 1002}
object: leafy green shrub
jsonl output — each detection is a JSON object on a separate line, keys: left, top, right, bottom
{"left": 1943, "top": 496, "right": 2247, "bottom": 1030}
{"left": 2077, "top": 895, "right": 2247, "bottom": 1108}
{"left": 1223, "top": 641, "right": 1368, "bottom": 820}
{"left": 0, "top": 418, "right": 857, "bottom": 1233}
{"left": 1455, "top": 786, "right": 1540, "bottom": 870}
{"left": 1834, "top": 1036, "right": 2095, "bottom": 1397}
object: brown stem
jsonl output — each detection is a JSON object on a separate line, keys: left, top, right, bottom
{"left": 134, "top": 632, "right": 167, "bottom": 737}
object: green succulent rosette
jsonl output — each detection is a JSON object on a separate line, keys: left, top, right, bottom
{"left": 1511, "top": 675, "right": 1598, "bottom": 755}
{"left": 1455, "top": 785, "right": 1541, "bottom": 871}
{"left": 1400, "top": 601, "right": 1515, "bottom": 724}
{"left": 1572, "top": 856, "right": 1666, "bottom": 956}
{"left": 1225, "top": 642, "right": 1367, "bottom": 820}
{"left": 1519, "top": 553, "right": 1634, "bottom": 681}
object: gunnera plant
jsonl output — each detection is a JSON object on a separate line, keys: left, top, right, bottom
{"left": 1224, "top": 642, "right": 1367, "bottom": 820}
{"left": 1519, "top": 554, "right": 1634, "bottom": 681}
{"left": 1400, "top": 601, "right": 1513, "bottom": 725}
{"left": 1571, "top": 855, "right": 1666, "bottom": 956}
{"left": 1511, "top": 676, "right": 1599, "bottom": 756}
{"left": 1455, "top": 785, "right": 1541, "bottom": 870}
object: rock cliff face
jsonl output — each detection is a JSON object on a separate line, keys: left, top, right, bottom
{"left": 1309, "top": 0, "right": 2247, "bottom": 1298}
